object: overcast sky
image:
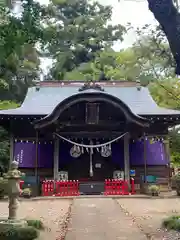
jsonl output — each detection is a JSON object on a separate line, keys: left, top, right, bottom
{"left": 38, "top": 0, "right": 158, "bottom": 73}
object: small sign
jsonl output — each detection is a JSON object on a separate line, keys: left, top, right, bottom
{"left": 113, "top": 170, "right": 124, "bottom": 179}
{"left": 130, "top": 169, "right": 136, "bottom": 176}
{"left": 58, "top": 171, "right": 68, "bottom": 180}
{"left": 95, "top": 163, "right": 101, "bottom": 168}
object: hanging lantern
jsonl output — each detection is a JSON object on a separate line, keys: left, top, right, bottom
{"left": 70, "top": 144, "right": 81, "bottom": 158}
{"left": 101, "top": 144, "right": 112, "bottom": 158}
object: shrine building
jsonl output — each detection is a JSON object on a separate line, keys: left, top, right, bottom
{"left": 0, "top": 80, "right": 179, "bottom": 194}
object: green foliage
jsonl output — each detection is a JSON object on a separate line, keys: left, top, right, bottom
{"left": 63, "top": 24, "right": 175, "bottom": 83}
{"left": 43, "top": 0, "right": 125, "bottom": 79}
{"left": 149, "top": 78, "right": 180, "bottom": 109}
{"left": 27, "top": 219, "right": 45, "bottom": 230}
{"left": 0, "top": 225, "right": 39, "bottom": 240}
{"left": 0, "top": 101, "right": 19, "bottom": 170}
{"left": 0, "top": 101, "right": 19, "bottom": 110}
{"left": 162, "top": 216, "right": 180, "bottom": 231}
{"left": 148, "top": 184, "right": 160, "bottom": 194}
{"left": 0, "top": 1, "right": 45, "bottom": 102}
{"left": 172, "top": 173, "right": 180, "bottom": 181}
{"left": 22, "top": 188, "right": 32, "bottom": 198}
{"left": 0, "top": 177, "right": 8, "bottom": 198}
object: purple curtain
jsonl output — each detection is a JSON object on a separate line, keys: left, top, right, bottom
{"left": 111, "top": 141, "right": 124, "bottom": 168}
{"left": 14, "top": 139, "right": 169, "bottom": 168}
{"left": 13, "top": 142, "right": 54, "bottom": 168}
{"left": 129, "top": 140, "right": 168, "bottom": 166}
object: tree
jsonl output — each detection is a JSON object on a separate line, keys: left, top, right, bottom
{"left": 146, "top": 0, "right": 180, "bottom": 75}
{"left": 0, "top": 0, "right": 47, "bottom": 169}
{"left": 0, "top": 1, "right": 46, "bottom": 101}
{"left": 117, "top": 0, "right": 180, "bottom": 75}
{"left": 0, "top": 101, "right": 19, "bottom": 171}
{"left": 42, "top": 0, "right": 126, "bottom": 80}
{"left": 63, "top": 24, "right": 175, "bottom": 83}
{"left": 169, "top": 126, "right": 180, "bottom": 167}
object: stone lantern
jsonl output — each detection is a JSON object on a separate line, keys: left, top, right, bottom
{"left": 0, "top": 161, "right": 27, "bottom": 231}
{"left": 4, "top": 161, "right": 25, "bottom": 220}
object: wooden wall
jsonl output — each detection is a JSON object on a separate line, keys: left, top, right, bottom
{"left": 131, "top": 165, "right": 171, "bottom": 192}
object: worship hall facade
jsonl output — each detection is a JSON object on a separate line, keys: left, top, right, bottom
{"left": 0, "top": 80, "right": 179, "bottom": 194}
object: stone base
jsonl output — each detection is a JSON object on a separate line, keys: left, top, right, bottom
{"left": 0, "top": 219, "right": 27, "bottom": 232}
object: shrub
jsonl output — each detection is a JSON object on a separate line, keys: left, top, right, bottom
{"left": 22, "top": 188, "right": 31, "bottom": 198}
{"left": 172, "top": 174, "right": 180, "bottom": 181}
{"left": 148, "top": 184, "right": 160, "bottom": 195}
{"left": 162, "top": 215, "right": 180, "bottom": 231}
{"left": 0, "top": 225, "right": 39, "bottom": 240}
{"left": 27, "top": 219, "right": 45, "bottom": 230}
{"left": 15, "top": 226, "right": 39, "bottom": 240}
{"left": 0, "top": 177, "right": 8, "bottom": 198}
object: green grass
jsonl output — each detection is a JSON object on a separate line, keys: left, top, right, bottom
{"left": 162, "top": 215, "right": 180, "bottom": 231}
{"left": 26, "top": 219, "right": 45, "bottom": 230}
{"left": 0, "top": 226, "right": 39, "bottom": 240}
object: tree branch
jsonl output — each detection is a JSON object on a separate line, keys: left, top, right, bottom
{"left": 147, "top": 0, "right": 180, "bottom": 74}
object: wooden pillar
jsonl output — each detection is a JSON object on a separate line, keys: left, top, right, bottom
{"left": 124, "top": 133, "right": 130, "bottom": 183}
{"left": 35, "top": 131, "right": 39, "bottom": 183}
{"left": 53, "top": 137, "right": 59, "bottom": 181}
{"left": 164, "top": 137, "right": 171, "bottom": 187}
{"left": 9, "top": 134, "right": 14, "bottom": 169}
{"left": 143, "top": 136, "right": 147, "bottom": 183}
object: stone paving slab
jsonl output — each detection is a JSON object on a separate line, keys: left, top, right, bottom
{"left": 65, "top": 198, "right": 147, "bottom": 240}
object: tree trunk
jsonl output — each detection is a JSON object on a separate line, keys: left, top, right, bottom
{"left": 147, "top": 0, "right": 180, "bottom": 74}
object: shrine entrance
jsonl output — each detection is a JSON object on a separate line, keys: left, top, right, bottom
{"left": 62, "top": 147, "right": 115, "bottom": 181}
{"left": 34, "top": 84, "right": 149, "bottom": 195}
{"left": 56, "top": 134, "right": 126, "bottom": 194}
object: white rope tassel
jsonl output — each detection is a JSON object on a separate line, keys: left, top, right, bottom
{"left": 90, "top": 140, "right": 93, "bottom": 154}
{"left": 81, "top": 143, "right": 84, "bottom": 154}
{"left": 89, "top": 151, "right": 93, "bottom": 177}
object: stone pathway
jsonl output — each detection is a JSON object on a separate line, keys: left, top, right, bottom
{"left": 65, "top": 198, "right": 147, "bottom": 240}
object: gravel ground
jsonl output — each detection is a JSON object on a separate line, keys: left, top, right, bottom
{"left": 1, "top": 197, "right": 180, "bottom": 240}
{"left": 0, "top": 199, "right": 72, "bottom": 240}
{"left": 116, "top": 198, "right": 180, "bottom": 240}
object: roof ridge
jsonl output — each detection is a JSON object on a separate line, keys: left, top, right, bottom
{"left": 37, "top": 81, "right": 141, "bottom": 88}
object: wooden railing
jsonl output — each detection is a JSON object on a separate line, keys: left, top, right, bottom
{"left": 42, "top": 180, "right": 79, "bottom": 196}
{"left": 41, "top": 178, "right": 135, "bottom": 197}
{"left": 104, "top": 178, "right": 135, "bottom": 195}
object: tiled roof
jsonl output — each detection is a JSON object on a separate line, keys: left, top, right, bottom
{"left": 0, "top": 82, "right": 180, "bottom": 116}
